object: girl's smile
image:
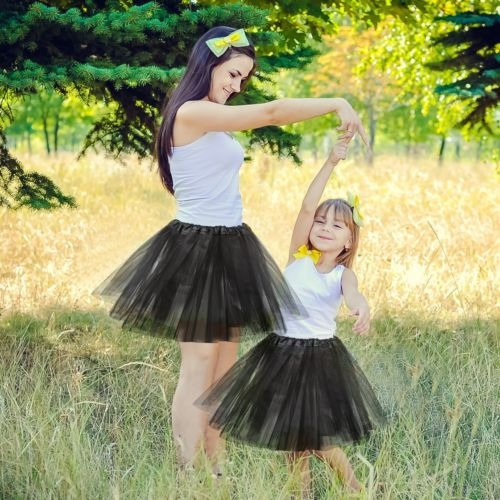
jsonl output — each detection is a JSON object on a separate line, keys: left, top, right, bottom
{"left": 309, "top": 207, "right": 352, "bottom": 254}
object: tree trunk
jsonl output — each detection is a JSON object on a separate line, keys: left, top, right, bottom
{"left": 42, "top": 117, "right": 51, "bottom": 154}
{"left": 438, "top": 135, "right": 446, "bottom": 165}
{"left": 53, "top": 112, "right": 60, "bottom": 154}
{"left": 366, "top": 103, "right": 376, "bottom": 165}
{"left": 476, "top": 138, "right": 483, "bottom": 161}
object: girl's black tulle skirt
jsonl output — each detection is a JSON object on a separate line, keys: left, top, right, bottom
{"left": 93, "top": 219, "right": 302, "bottom": 342}
{"left": 196, "top": 333, "right": 386, "bottom": 451}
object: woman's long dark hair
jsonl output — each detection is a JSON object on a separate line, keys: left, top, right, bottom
{"left": 155, "top": 26, "right": 257, "bottom": 194}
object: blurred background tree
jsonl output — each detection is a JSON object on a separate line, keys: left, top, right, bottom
{"left": 1, "top": 0, "right": 498, "bottom": 209}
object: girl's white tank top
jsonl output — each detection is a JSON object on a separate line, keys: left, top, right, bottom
{"left": 279, "top": 256, "right": 345, "bottom": 339}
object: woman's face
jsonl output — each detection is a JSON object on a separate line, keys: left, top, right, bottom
{"left": 207, "top": 54, "right": 254, "bottom": 104}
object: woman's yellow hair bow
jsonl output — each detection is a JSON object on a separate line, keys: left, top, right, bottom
{"left": 206, "top": 29, "right": 250, "bottom": 57}
{"left": 293, "top": 244, "right": 322, "bottom": 264}
{"left": 347, "top": 191, "right": 364, "bottom": 227}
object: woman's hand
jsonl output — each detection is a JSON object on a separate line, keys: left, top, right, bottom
{"left": 336, "top": 99, "right": 369, "bottom": 147}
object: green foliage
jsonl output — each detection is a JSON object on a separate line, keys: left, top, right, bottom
{"left": 0, "top": 0, "right": 318, "bottom": 209}
{"left": 198, "top": 0, "right": 430, "bottom": 47}
{"left": 0, "top": 130, "right": 76, "bottom": 209}
{"left": 428, "top": 12, "right": 500, "bottom": 133}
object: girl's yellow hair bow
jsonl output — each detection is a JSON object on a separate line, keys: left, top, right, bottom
{"left": 293, "top": 244, "right": 322, "bottom": 264}
{"left": 347, "top": 191, "right": 364, "bottom": 227}
{"left": 206, "top": 29, "right": 250, "bottom": 57}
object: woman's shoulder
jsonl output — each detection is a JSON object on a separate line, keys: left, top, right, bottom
{"left": 173, "top": 101, "right": 213, "bottom": 147}
{"left": 175, "top": 100, "right": 206, "bottom": 131}
{"left": 177, "top": 99, "right": 218, "bottom": 117}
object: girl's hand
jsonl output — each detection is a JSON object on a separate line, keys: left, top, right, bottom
{"left": 327, "top": 138, "right": 349, "bottom": 164}
{"left": 336, "top": 99, "right": 369, "bottom": 147}
{"left": 351, "top": 301, "right": 371, "bottom": 336}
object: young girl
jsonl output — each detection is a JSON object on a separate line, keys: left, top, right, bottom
{"left": 94, "top": 26, "right": 369, "bottom": 470}
{"left": 196, "top": 137, "right": 385, "bottom": 493}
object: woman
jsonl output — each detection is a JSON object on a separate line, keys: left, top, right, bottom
{"left": 95, "top": 26, "right": 368, "bottom": 472}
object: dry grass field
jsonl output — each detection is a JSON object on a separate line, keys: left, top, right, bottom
{"left": 0, "top": 150, "right": 498, "bottom": 499}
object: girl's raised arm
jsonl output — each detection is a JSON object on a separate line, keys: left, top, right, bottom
{"left": 177, "top": 98, "right": 369, "bottom": 145}
{"left": 287, "top": 138, "right": 349, "bottom": 264}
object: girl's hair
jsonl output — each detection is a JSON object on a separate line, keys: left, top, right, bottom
{"left": 154, "top": 26, "right": 257, "bottom": 194}
{"left": 310, "top": 199, "right": 360, "bottom": 269}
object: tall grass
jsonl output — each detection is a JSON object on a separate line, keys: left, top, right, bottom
{"left": 0, "top": 151, "right": 498, "bottom": 498}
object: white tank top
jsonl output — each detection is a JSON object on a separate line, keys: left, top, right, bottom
{"left": 279, "top": 256, "right": 345, "bottom": 339}
{"left": 169, "top": 131, "right": 245, "bottom": 226}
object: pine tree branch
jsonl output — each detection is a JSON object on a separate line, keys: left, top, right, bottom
{"left": 0, "top": 129, "right": 76, "bottom": 209}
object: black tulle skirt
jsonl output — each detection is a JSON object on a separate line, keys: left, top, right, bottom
{"left": 93, "top": 219, "right": 302, "bottom": 342}
{"left": 196, "top": 333, "right": 386, "bottom": 451}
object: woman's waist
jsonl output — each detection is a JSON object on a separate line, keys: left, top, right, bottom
{"left": 175, "top": 206, "right": 242, "bottom": 227}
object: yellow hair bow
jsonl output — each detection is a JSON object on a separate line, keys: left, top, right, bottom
{"left": 293, "top": 244, "right": 322, "bottom": 264}
{"left": 347, "top": 191, "right": 364, "bottom": 227}
{"left": 206, "top": 29, "right": 250, "bottom": 57}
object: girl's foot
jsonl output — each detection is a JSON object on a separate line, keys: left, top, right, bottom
{"left": 211, "top": 463, "right": 224, "bottom": 480}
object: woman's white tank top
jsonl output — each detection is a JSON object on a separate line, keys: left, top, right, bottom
{"left": 280, "top": 256, "right": 345, "bottom": 339}
{"left": 169, "top": 131, "right": 245, "bottom": 227}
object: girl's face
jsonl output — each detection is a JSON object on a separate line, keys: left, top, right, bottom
{"left": 309, "top": 207, "right": 352, "bottom": 254}
{"left": 207, "top": 54, "right": 254, "bottom": 104}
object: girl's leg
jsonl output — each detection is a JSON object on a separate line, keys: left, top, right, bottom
{"left": 204, "top": 331, "right": 239, "bottom": 471}
{"left": 313, "top": 447, "right": 362, "bottom": 492}
{"left": 171, "top": 341, "right": 219, "bottom": 466}
{"left": 287, "top": 451, "right": 313, "bottom": 499}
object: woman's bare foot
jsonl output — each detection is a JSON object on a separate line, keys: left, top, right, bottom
{"left": 346, "top": 475, "right": 362, "bottom": 493}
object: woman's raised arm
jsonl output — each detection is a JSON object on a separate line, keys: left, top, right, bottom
{"left": 177, "top": 98, "right": 369, "bottom": 145}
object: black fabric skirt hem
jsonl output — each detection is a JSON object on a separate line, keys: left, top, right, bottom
{"left": 196, "top": 333, "right": 386, "bottom": 451}
{"left": 93, "top": 219, "right": 303, "bottom": 343}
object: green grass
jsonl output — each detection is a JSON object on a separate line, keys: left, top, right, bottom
{"left": 0, "top": 309, "right": 497, "bottom": 499}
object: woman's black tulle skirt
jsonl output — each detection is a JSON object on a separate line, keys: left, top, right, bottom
{"left": 196, "top": 333, "right": 386, "bottom": 451}
{"left": 93, "top": 219, "right": 302, "bottom": 342}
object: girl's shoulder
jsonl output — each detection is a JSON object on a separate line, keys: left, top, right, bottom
{"left": 340, "top": 266, "right": 358, "bottom": 287}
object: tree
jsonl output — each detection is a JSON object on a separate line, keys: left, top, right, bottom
{"left": 6, "top": 89, "right": 110, "bottom": 154}
{"left": 1, "top": 0, "right": 440, "bottom": 210}
{"left": 427, "top": 12, "right": 499, "bottom": 134}
{"left": 0, "top": 129, "right": 75, "bottom": 209}
{"left": 345, "top": 0, "right": 499, "bottom": 161}
{"left": 304, "top": 25, "right": 402, "bottom": 163}
{"left": 0, "top": 0, "right": 317, "bottom": 209}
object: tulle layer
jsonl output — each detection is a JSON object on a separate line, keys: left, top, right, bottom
{"left": 94, "top": 220, "right": 302, "bottom": 342}
{"left": 196, "top": 333, "right": 386, "bottom": 451}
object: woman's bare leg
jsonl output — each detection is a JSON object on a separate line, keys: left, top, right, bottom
{"left": 205, "top": 330, "right": 239, "bottom": 472}
{"left": 313, "top": 447, "right": 362, "bottom": 492}
{"left": 287, "top": 451, "right": 312, "bottom": 499}
{"left": 171, "top": 341, "right": 219, "bottom": 466}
